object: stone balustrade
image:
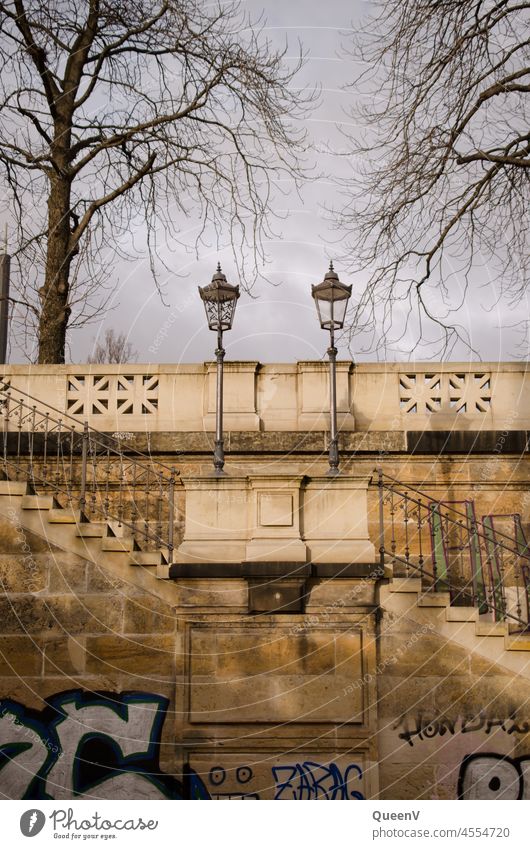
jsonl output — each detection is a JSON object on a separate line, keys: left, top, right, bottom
{"left": 1, "top": 360, "right": 529, "bottom": 432}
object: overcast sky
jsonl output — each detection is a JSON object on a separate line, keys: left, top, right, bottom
{"left": 8, "top": 0, "right": 529, "bottom": 366}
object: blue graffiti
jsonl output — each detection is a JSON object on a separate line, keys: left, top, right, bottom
{"left": 0, "top": 690, "right": 210, "bottom": 800}
{"left": 273, "top": 761, "right": 364, "bottom": 800}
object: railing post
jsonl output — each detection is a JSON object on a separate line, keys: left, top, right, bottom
{"left": 377, "top": 467, "right": 385, "bottom": 573}
{"left": 1, "top": 388, "right": 9, "bottom": 475}
{"left": 79, "top": 421, "right": 88, "bottom": 513}
{"left": 168, "top": 468, "right": 176, "bottom": 563}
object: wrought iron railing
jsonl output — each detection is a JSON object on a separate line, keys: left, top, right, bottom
{"left": 0, "top": 381, "right": 179, "bottom": 560}
{"left": 375, "top": 469, "right": 530, "bottom": 630}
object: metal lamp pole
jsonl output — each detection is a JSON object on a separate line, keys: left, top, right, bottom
{"left": 327, "top": 322, "right": 339, "bottom": 474}
{"left": 199, "top": 264, "right": 240, "bottom": 475}
{"left": 214, "top": 325, "right": 225, "bottom": 473}
{"left": 312, "top": 262, "right": 352, "bottom": 476}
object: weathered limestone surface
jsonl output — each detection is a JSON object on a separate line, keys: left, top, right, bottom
{"left": 0, "top": 361, "right": 529, "bottom": 800}
{"left": 2, "top": 361, "right": 529, "bottom": 432}
{"left": 0, "top": 497, "right": 381, "bottom": 800}
{"left": 0, "top": 493, "right": 529, "bottom": 800}
{"left": 176, "top": 473, "right": 376, "bottom": 564}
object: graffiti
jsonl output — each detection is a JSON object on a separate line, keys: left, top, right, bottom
{"left": 0, "top": 690, "right": 210, "bottom": 800}
{"left": 458, "top": 754, "right": 530, "bottom": 800}
{"left": 236, "top": 765, "right": 253, "bottom": 784}
{"left": 273, "top": 761, "right": 364, "bottom": 800}
{"left": 196, "top": 759, "right": 364, "bottom": 799}
{"left": 395, "top": 711, "right": 530, "bottom": 747}
{"left": 207, "top": 764, "right": 259, "bottom": 799}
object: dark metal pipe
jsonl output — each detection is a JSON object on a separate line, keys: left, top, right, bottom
{"left": 0, "top": 251, "right": 10, "bottom": 364}
{"left": 213, "top": 328, "right": 225, "bottom": 474}
{"left": 327, "top": 326, "right": 339, "bottom": 474}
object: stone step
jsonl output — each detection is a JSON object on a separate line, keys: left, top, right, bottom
{"left": 129, "top": 551, "right": 164, "bottom": 566}
{"left": 48, "top": 508, "right": 83, "bottom": 524}
{"left": 417, "top": 592, "right": 450, "bottom": 608}
{"left": 446, "top": 606, "right": 478, "bottom": 622}
{"left": 475, "top": 620, "right": 507, "bottom": 637}
{"left": 0, "top": 481, "right": 28, "bottom": 496}
{"left": 101, "top": 536, "right": 134, "bottom": 553}
{"left": 107, "top": 521, "right": 130, "bottom": 538}
{"left": 21, "top": 494, "right": 55, "bottom": 510}
{"left": 389, "top": 577, "right": 422, "bottom": 593}
{"left": 76, "top": 522, "right": 108, "bottom": 538}
{"left": 504, "top": 633, "right": 530, "bottom": 651}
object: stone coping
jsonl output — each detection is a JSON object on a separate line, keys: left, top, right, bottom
{"left": 6, "top": 430, "right": 528, "bottom": 455}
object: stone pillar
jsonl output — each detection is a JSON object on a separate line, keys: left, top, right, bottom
{"left": 297, "top": 361, "right": 355, "bottom": 431}
{"left": 175, "top": 473, "right": 376, "bottom": 565}
{"left": 175, "top": 476, "right": 248, "bottom": 563}
{"left": 246, "top": 475, "right": 307, "bottom": 562}
{"left": 204, "top": 361, "right": 260, "bottom": 431}
{"left": 303, "top": 476, "right": 375, "bottom": 563}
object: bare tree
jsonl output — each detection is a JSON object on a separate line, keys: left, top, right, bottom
{"left": 87, "top": 328, "right": 137, "bottom": 364}
{"left": 0, "top": 1, "right": 311, "bottom": 363}
{"left": 338, "top": 0, "right": 530, "bottom": 354}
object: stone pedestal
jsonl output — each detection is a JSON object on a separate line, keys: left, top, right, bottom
{"left": 175, "top": 473, "right": 375, "bottom": 564}
{"left": 303, "top": 476, "right": 375, "bottom": 563}
{"left": 204, "top": 361, "right": 260, "bottom": 431}
{"left": 175, "top": 476, "right": 248, "bottom": 563}
{"left": 245, "top": 476, "right": 307, "bottom": 562}
{"left": 297, "top": 361, "right": 355, "bottom": 432}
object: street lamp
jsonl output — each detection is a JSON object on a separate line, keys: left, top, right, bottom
{"left": 312, "top": 262, "right": 352, "bottom": 475}
{"left": 199, "top": 264, "right": 240, "bottom": 474}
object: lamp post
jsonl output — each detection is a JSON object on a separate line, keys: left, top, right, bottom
{"left": 199, "top": 264, "right": 240, "bottom": 474}
{"left": 312, "top": 262, "right": 352, "bottom": 475}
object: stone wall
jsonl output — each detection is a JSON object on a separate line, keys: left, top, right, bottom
{"left": 0, "top": 508, "right": 382, "bottom": 800}
{"left": 377, "top": 588, "right": 530, "bottom": 800}
{"left": 0, "top": 498, "right": 529, "bottom": 800}
{"left": 0, "top": 362, "right": 529, "bottom": 800}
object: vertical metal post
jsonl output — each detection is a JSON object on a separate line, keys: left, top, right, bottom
{"left": 2, "top": 390, "right": 10, "bottom": 474}
{"left": 214, "top": 328, "right": 225, "bottom": 474}
{"left": 327, "top": 326, "right": 339, "bottom": 475}
{"left": 168, "top": 468, "right": 176, "bottom": 562}
{"left": 80, "top": 421, "right": 88, "bottom": 512}
{"left": 378, "top": 467, "right": 385, "bottom": 573}
{"left": 0, "top": 249, "right": 10, "bottom": 365}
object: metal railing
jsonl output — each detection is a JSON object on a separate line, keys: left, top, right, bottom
{"left": 375, "top": 468, "right": 530, "bottom": 630}
{"left": 0, "top": 381, "right": 179, "bottom": 560}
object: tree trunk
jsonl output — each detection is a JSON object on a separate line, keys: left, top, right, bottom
{"left": 38, "top": 175, "right": 73, "bottom": 364}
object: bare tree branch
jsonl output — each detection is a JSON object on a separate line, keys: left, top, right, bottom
{"left": 335, "top": 0, "right": 530, "bottom": 355}
{"left": 0, "top": 0, "right": 313, "bottom": 362}
{"left": 87, "top": 327, "right": 137, "bottom": 363}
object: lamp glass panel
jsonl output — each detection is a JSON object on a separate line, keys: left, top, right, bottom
{"left": 200, "top": 284, "right": 239, "bottom": 330}
{"left": 313, "top": 283, "right": 350, "bottom": 329}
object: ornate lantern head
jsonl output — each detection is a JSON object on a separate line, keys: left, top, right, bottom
{"left": 311, "top": 262, "right": 352, "bottom": 330}
{"left": 199, "top": 264, "right": 240, "bottom": 331}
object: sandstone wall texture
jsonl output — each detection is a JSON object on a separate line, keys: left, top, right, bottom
{"left": 0, "top": 361, "right": 528, "bottom": 799}
{"left": 0, "top": 466, "right": 529, "bottom": 801}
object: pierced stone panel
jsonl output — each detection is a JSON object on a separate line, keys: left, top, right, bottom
{"left": 399, "top": 373, "right": 442, "bottom": 415}
{"left": 66, "top": 374, "right": 159, "bottom": 416}
{"left": 399, "top": 372, "right": 491, "bottom": 415}
{"left": 448, "top": 372, "right": 491, "bottom": 413}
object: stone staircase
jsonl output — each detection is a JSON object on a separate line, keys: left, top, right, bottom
{"left": 2, "top": 476, "right": 530, "bottom": 682}
{"left": 381, "top": 577, "right": 530, "bottom": 681}
{"left": 0, "top": 479, "right": 175, "bottom": 604}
